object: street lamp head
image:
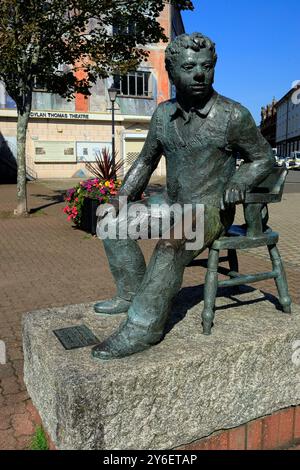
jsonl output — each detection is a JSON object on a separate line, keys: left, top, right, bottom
{"left": 108, "top": 87, "right": 118, "bottom": 103}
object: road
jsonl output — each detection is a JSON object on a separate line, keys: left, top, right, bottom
{"left": 285, "top": 168, "right": 300, "bottom": 193}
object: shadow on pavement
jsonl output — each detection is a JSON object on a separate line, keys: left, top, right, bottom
{"left": 29, "top": 190, "right": 66, "bottom": 214}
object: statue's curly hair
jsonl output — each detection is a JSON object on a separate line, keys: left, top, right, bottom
{"left": 165, "top": 32, "right": 217, "bottom": 75}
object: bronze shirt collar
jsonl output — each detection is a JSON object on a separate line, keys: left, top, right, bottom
{"left": 170, "top": 91, "right": 218, "bottom": 122}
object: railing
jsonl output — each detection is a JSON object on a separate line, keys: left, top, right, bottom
{"left": 26, "top": 163, "right": 38, "bottom": 181}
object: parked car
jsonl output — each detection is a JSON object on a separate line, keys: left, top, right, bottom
{"left": 290, "top": 151, "right": 300, "bottom": 169}
{"left": 275, "top": 156, "right": 289, "bottom": 168}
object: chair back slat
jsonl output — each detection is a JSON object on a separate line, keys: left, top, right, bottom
{"left": 245, "top": 167, "right": 287, "bottom": 204}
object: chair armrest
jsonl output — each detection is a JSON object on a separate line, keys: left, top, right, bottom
{"left": 245, "top": 167, "right": 287, "bottom": 204}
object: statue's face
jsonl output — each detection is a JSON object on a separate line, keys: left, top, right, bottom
{"left": 170, "top": 48, "right": 215, "bottom": 102}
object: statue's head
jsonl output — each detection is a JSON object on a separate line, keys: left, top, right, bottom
{"left": 165, "top": 33, "right": 217, "bottom": 103}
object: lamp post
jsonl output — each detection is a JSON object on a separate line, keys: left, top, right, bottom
{"left": 108, "top": 87, "right": 118, "bottom": 179}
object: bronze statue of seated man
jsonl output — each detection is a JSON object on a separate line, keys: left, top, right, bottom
{"left": 92, "top": 32, "right": 275, "bottom": 360}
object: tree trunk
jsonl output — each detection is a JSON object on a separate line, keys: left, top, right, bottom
{"left": 16, "top": 99, "right": 31, "bottom": 216}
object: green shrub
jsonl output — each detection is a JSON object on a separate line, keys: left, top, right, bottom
{"left": 29, "top": 426, "right": 49, "bottom": 450}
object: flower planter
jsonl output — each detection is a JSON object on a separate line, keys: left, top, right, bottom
{"left": 79, "top": 197, "right": 100, "bottom": 235}
{"left": 63, "top": 177, "right": 121, "bottom": 232}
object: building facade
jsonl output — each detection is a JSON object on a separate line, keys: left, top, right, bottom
{"left": 0, "top": 5, "right": 185, "bottom": 180}
{"left": 260, "top": 98, "right": 277, "bottom": 149}
{"left": 276, "top": 84, "right": 300, "bottom": 157}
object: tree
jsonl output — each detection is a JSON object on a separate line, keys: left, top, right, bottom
{"left": 0, "top": 0, "right": 194, "bottom": 215}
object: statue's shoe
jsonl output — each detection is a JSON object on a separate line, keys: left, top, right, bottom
{"left": 92, "top": 320, "right": 163, "bottom": 360}
{"left": 94, "top": 296, "right": 131, "bottom": 315}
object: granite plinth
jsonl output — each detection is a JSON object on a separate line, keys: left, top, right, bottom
{"left": 23, "top": 288, "right": 300, "bottom": 450}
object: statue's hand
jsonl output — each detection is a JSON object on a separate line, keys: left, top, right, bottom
{"left": 221, "top": 182, "right": 247, "bottom": 210}
{"left": 96, "top": 197, "right": 121, "bottom": 220}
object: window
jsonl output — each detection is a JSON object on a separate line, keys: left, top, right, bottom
{"left": 113, "top": 21, "right": 137, "bottom": 36}
{"left": 0, "top": 81, "right": 17, "bottom": 109}
{"left": 33, "top": 77, "right": 47, "bottom": 92}
{"left": 32, "top": 91, "right": 75, "bottom": 111}
{"left": 31, "top": 64, "right": 75, "bottom": 111}
{"left": 89, "top": 78, "right": 107, "bottom": 112}
{"left": 114, "top": 72, "right": 151, "bottom": 98}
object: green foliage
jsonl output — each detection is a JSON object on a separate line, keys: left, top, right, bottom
{"left": 30, "top": 209, "right": 47, "bottom": 217}
{"left": 0, "top": 0, "right": 194, "bottom": 110}
{"left": 82, "top": 233, "right": 93, "bottom": 240}
{"left": 29, "top": 426, "right": 49, "bottom": 451}
{"left": 85, "top": 147, "right": 124, "bottom": 180}
{"left": 0, "top": 210, "right": 13, "bottom": 218}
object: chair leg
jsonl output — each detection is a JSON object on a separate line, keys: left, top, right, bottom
{"left": 227, "top": 249, "right": 241, "bottom": 294}
{"left": 228, "top": 249, "right": 238, "bottom": 273}
{"left": 268, "top": 244, "right": 292, "bottom": 313}
{"left": 202, "top": 247, "right": 219, "bottom": 335}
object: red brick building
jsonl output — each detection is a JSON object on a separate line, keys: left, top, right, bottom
{"left": 0, "top": 4, "right": 185, "bottom": 180}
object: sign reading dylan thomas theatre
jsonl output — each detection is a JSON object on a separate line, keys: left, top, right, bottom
{"left": 30, "top": 111, "right": 90, "bottom": 120}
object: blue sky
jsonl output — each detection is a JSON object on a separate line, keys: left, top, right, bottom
{"left": 182, "top": 0, "right": 300, "bottom": 123}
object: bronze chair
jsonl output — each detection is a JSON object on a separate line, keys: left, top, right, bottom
{"left": 201, "top": 167, "right": 292, "bottom": 335}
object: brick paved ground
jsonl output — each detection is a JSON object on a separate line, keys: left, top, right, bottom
{"left": 0, "top": 181, "right": 299, "bottom": 449}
